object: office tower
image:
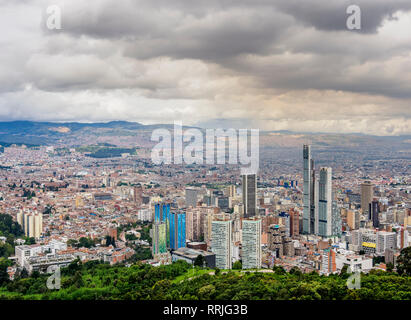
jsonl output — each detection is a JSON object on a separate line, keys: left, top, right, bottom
{"left": 369, "top": 200, "right": 379, "bottom": 228}
{"left": 360, "top": 230, "right": 377, "bottom": 254}
{"left": 203, "top": 211, "right": 214, "bottom": 244}
{"left": 303, "top": 144, "right": 316, "bottom": 234}
{"left": 361, "top": 181, "right": 374, "bottom": 217}
{"left": 279, "top": 212, "right": 290, "bottom": 236}
{"left": 385, "top": 248, "right": 395, "bottom": 265}
{"left": 185, "top": 188, "right": 199, "bottom": 207}
{"left": 154, "top": 202, "right": 171, "bottom": 247}
{"left": 321, "top": 248, "right": 336, "bottom": 275}
{"left": 203, "top": 195, "right": 213, "bottom": 207}
{"left": 289, "top": 209, "right": 300, "bottom": 237}
{"left": 347, "top": 210, "right": 359, "bottom": 230}
{"left": 154, "top": 203, "right": 170, "bottom": 222}
{"left": 318, "top": 167, "right": 331, "bottom": 228}
{"left": 314, "top": 178, "right": 319, "bottom": 234}
{"left": 211, "top": 220, "right": 232, "bottom": 269}
{"left": 186, "top": 209, "right": 203, "bottom": 242}
{"left": 152, "top": 222, "right": 167, "bottom": 255}
{"left": 331, "top": 199, "right": 342, "bottom": 237}
{"left": 216, "top": 196, "right": 229, "bottom": 210}
{"left": 376, "top": 231, "right": 396, "bottom": 255}
{"left": 242, "top": 173, "right": 257, "bottom": 218}
{"left": 318, "top": 167, "right": 332, "bottom": 237}
{"left": 169, "top": 212, "right": 186, "bottom": 250}
{"left": 268, "top": 224, "right": 285, "bottom": 257}
{"left": 242, "top": 219, "right": 262, "bottom": 269}
{"left": 225, "top": 185, "right": 236, "bottom": 198}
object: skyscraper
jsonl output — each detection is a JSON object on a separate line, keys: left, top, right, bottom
{"left": 242, "top": 219, "right": 262, "bottom": 269}
{"left": 369, "top": 200, "right": 380, "bottom": 228}
{"left": 318, "top": 167, "right": 332, "bottom": 237}
{"left": 154, "top": 202, "right": 171, "bottom": 223}
{"left": 154, "top": 202, "right": 171, "bottom": 247}
{"left": 211, "top": 219, "right": 232, "bottom": 269}
{"left": 331, "top": 199, "right": 342, "bottom": 237}
{"left": 185, "top": 208, "right": 203, "bottom": 242}
{"left": 289, "top": 209, "right": 300, "bottom": 237}
{"left": 152, "top": 222, "right": 167, "bottom": 255}
{"left": 169, "top": 212, "right": 186, "bottom": 250}
{"left": 376, "top": 231, "right": 396, "bottom": 254}
{"left": 242, "top": 173, "right": 257, "bottom": 218}
{"left": 347, "top": 210, "right": 359, "bottom": 230}
{"left": 361, "top": 181, "right": 374, "bottom": 217}
{"left": 225, "top": 185, "right": 236, "bottom": 198}
{"left": 185, "top": 188, "right": 199, "bottom": 207}
{"left": 303, "top": 144, "right": 316, "bottom": 234}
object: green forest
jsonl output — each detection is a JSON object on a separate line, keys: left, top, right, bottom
{"left": 0, "top": 257, "right": 410, "bottom": 300}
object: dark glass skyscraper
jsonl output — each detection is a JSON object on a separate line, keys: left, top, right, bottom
{"left": 303, "top": 144, "right": 316, "bottom": 234}
{"left": 242, "top": 173, "right": 257, "bottom": 218}
{"left": 370, "top": 200, "right": 380, "bottom": 228}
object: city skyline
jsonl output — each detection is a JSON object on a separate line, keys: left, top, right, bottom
{"left": 0, "top": 0, "right": 410, "bottom": 307}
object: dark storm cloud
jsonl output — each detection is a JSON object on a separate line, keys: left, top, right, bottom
{"left": 0, "top": 0, "right": 410, "bottom": 134}
{"left": 34, "top": 0, "right": 411, "bottom": 99}
{"left": 274, "top": 0, "right": 411, "bottom": 33}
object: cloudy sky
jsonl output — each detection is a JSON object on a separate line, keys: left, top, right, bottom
{"left": 0, "top": 0, "right": 410, "bottom": 135}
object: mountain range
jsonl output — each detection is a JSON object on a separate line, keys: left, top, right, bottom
{"left": 0, "top": 121, "right": 409, "bottom": 160}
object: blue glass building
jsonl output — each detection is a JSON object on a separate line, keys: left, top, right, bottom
{"left": 169, "top": 212, "right": 186, "bottom": 250}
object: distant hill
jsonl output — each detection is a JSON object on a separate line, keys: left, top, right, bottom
{"left": 0, "top": 121, "right": 409, "bottom": 159}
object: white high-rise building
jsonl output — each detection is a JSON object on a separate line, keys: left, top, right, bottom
{"left": 211, "top": 220, "right": 232, "bottom": 269}
{"left": 318, "top": 167, "right": 332, "bottom": 237}
{"left": 242, "top": 219, "right": 262, "bottom": 269}
{"left": 376, "top": 231, "right": 396, "bottom": 255}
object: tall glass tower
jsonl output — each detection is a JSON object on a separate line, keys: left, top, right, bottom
{"left": 318, "top": 167, "right": 332, "bottom": 237}
{"left": 303, "top": 144, "right": 316, "bottom": 234}
{"left": 154, "top": 203, "right": 171, "bottom": 247}
{"left": 242, "top": 173, "right": 257, "bottom": 218}
{"left": 169, "top": 212, "right": 186, "bottom": 250}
